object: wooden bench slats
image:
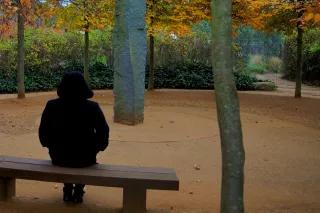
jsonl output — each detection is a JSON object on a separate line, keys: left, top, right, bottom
{"left": 0, "top": 155, "right": 179, "bottom": 213}
{"left": 0, "top": 156, "right": 176, "bottom": 174}
{"left": 0, "top": 156, "right": 179, "bottom": 190}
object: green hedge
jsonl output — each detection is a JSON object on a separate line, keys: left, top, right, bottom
{"left": 0, "top": 62, "right": 257, "bottom": 93}
{"left": 0, "top": 28, "right": 257, "bottom": 93}
{"left": 282, "top": 29, "right": 320, "bottom": 85}
{"left": 149, "top": 62, "right": 256, "bottom": 90}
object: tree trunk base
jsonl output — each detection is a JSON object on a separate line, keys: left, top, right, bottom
{"left": 114, "top": 117, "right": 144, "bottom": 126}
{"left": 17, "top": 93, "right": 25, "bottom": 99}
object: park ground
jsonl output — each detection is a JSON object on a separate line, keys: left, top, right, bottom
{"left": 0, "top": 88, "right": 320, "bottom": 213}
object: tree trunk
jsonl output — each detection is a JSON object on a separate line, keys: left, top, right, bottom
{"left": 83, "top": 0, "right": 90, "bottom": 84}
{"left": 211, "top": 0, "right": 245, "bottom": 212}
{"left": 295, "top": 7, "right": 303, "bottom": 98}
{"left": 148, "top": 34, "right": 155, "bottom": 90}
{"left": 112, "top": 0, "right": 147, "bottom": 125}
{"left": 84, "top": 30, "right": 90, "bottom": 83}
{"left": 147, "top": 0, "right": 155, "bottom": 91}
{"left": 17, "top": 4, "right": 25, "bottom": 99}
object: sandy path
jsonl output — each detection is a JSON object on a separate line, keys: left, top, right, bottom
{"left": 0, "top": 90, "right": 319, "bottom": 213}
{"left": 255, "top": 73, "right": 320, "bottom": 99}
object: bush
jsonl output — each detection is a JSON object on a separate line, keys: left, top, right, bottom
{"left": 234, "top": 71, "right": 257, "bottom": 90}
{"left": 0, "top": 62, "right": 258, "bottom": 93}
{"left": 148, "top": 62, "right": 257, "bottom": 90}
{"left": 149, "top": 62, "right": 214, "bottom": 89}
{"left": 266, "top": 56, "right": 283, "bottom": 73}
{"left": 246, "top": 63, "right": 267, "bottom": 74}
{"left": 304, "top": 49, "right": 320, "bottom": 85}
{"left": 246, "top": 55, "right": 267, "bottom": 74}
{"left": 0, "top": 27, "right": 258, "bottom": 92}
{"left": 282, "top": 28, "right": 320, "bottom": 84}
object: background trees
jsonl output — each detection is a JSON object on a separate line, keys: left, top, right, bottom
{"left": 52, "top": 0, "right": 114, "bottom": 83}
{"left": 254, "top": 0, "right": 320, "bottom": 97}
{"left": 0, "top": 0, "right": 35, "bottom": 98}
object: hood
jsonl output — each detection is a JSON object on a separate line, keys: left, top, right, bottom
{"left": 57, "top": 72, "right": 93, "bottom": 100}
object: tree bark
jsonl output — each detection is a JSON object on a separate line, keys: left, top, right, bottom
{"left": 112, "top": 0, "right": 147, "bottom": 125}
{"left": 148, "top": 34, "right": 155, "bottom": 90}
{"left": 148, "top": 0, "right": 155, "bottom": 91}
{"left": 17, "top": 3, "right": 25, "bottom": 99}
{"left": 211, "top": 0, "right": 245, "bottom": 212}
{"left": 83, "top": 0, "right": 90, "bottom": 84}
{"left": 84, "top": 30, "right": 90, "bottom": 83}
{"left": 295, "top": 4, "right": 303, "bottom": 98}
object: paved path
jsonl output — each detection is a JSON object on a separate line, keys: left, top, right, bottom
{"left": 254, "top": 73, "right": 320, "bottom": 99}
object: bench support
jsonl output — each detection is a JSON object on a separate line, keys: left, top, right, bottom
{"left": 0, "top": 178, "right": 16, "bottom": 201}
{"left": 123, "top": 186, "right": 146, "bottom": 213}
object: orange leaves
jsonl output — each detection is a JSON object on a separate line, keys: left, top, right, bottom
{"left": 304, "top": 1, "right": 320, "bottom": 25}
{"left": 242, "top": 0, "right": 320, "bottom": 33}
{"left": 0, "top": 0, "right": 36, "bottom": 22}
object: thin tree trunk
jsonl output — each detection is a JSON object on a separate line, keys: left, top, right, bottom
{"left": 295, "top": 7, "right": 303, "bottom": 98}
{"left": 148, "top": 34, "right": 155, "bottom": 90}
{"left": 148, "top": 0, "right": 155, "bottom": 91}
{"left": 17, "top": 3, "right": 25, "bottom": 99}
{"left": 83, "top": 0, "right": 90, "bottom": 84}
{"left": 113, "top": 0, "right": 147, "bottom": 125}
{"left": 84, "top": 30, "right": 90, "bottom": 83}
{"left": 211, "top": 0, "right": 245, "bottom": 212}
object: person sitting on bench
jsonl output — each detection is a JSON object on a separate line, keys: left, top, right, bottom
{"left": 39, "top": 72, "right": 109, "bottom": 204}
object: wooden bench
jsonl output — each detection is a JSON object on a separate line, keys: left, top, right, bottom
{"left": 0, "top": 155, "right": 179, "bottom": 213}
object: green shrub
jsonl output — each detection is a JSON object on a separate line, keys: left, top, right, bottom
{"left": 249, "top": 54, "right": 264, "bottom": 66}
{"left": 246, "top": 55, "right": 267, "bottom": 74}
{"left": 0, "top": 27, "right": 258, "bottom": 92}
{"left": 147, "top": 62, "right": 256, "bottom": 90}
{"left": 266, "top": 56, "right": 283, "bottom": 73}
{"left": 282, "top": 28, "right": 320, "bottom": 84}
{"left": 246, "top": 63, "right": 267, "bottom": 74}
{"left": 234, "top": 71, "right": 257, "bottom": 90}
{"left": 150, "top": 62, "right": 214, "bottom": 89}
{"left": 0, "top": 62, "right": 258, "bottom": 93}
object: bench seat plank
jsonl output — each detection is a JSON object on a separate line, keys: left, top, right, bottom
{"left": 0, "top": 156, "right": 179, "bottom": 190}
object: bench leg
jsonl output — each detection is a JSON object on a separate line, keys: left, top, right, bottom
{"left": 123, "top": 186, "right": 146, "bottom": 213}
{"left": 0, "top": 178, "right": 16, "bottom": 201}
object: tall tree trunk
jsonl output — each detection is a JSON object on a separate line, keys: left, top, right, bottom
{"left": 113, "top": 0, "right": 147, "bottom": 125}
{"left": 148, "top": 0, "right": 155, "bottom": 91}
{"left": 148, "top": 34, "right": 155, "bottom": 90}
{"left": 17, "top": 4, "right": 25, "bottom": 99}
{"left": 211, "top": 0, "right": 245, "bottom": 212}
{"left": 84, "top": 30, "right": 90, "bottom": 83}
{"left": 83, "top": 0, "right": 90, "bottom": 84}
{"left": 295, "top": 6, "right": 303, "bottom": 98}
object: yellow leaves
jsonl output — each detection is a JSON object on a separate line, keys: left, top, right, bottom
{"left": 54, "top": 0, "right": 114, "bottom": 32}
{"left": 146, "top": 0, "right": 210, "bottom": 36}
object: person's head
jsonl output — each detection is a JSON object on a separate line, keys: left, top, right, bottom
{"left": 57, "top": 72, "right": 93, "bottom": 100}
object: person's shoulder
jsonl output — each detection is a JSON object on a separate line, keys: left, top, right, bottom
{"left": 85, "top": 100, "right": 100, "bottom": 109}
{"left": 46, "top": 98, "right": 60, "bottom": 106}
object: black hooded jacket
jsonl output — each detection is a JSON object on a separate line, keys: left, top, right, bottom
{"left": 39, "top": 72, "right": 109, "bottom": 167}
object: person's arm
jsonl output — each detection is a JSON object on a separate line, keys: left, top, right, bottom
{"left": 39, "top": 102, "right": 51, "bottom": 148}
{"left": 94, "top": 104, "right": 109, "bottom": 152}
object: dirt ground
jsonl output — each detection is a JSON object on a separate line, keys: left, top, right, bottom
{"left": 0, "top": 90, "right": 320, "bottom": 213}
